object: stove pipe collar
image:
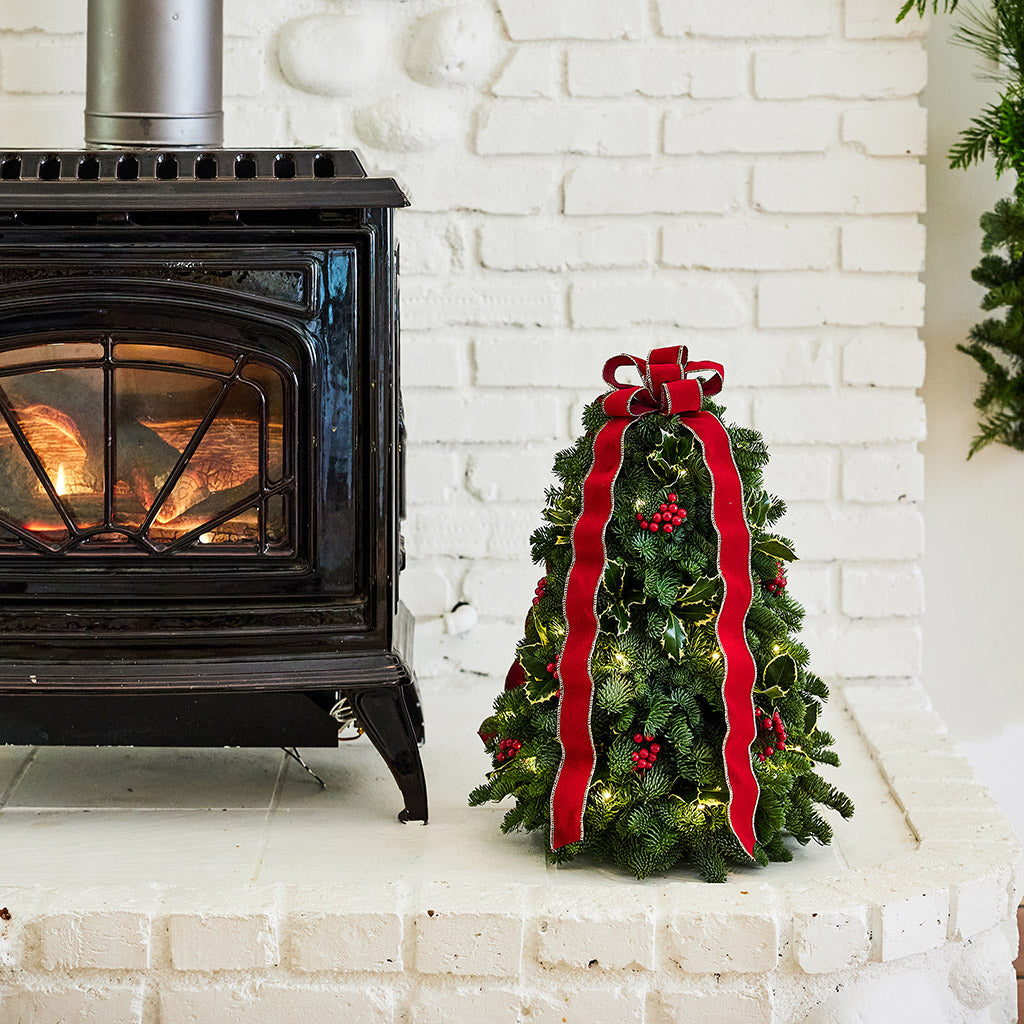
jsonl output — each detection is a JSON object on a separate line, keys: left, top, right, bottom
{"left": 85, "top": 0, "right": 224, "bottom": 150}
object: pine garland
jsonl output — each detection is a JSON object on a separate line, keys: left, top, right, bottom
{"left": 471, "top": 399, "right": 854, "bottom": 882}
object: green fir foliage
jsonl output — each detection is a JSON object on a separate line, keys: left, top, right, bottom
{"left": 471, "top": 400, "right": 854, "bottom": 881}
{"left": 897, "top": 0, "right": 958, "bottom": 21}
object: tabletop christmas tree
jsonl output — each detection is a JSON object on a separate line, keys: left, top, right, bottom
{"left": 471, "top": 347, "right": 853, "bottom": 881}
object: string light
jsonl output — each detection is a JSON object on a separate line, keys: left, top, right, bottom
{"left": 711, "top": 650, "right": 720, "bottom": 662}
{"left": 773, "top": 644, "right": 780, "bottom": 654}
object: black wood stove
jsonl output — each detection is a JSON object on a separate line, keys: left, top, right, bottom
{"left": 0, "top": 146, "right": 426, "bottom": 824}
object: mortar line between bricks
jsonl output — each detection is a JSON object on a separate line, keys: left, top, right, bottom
{"left": 0, "top": 746, "right": 37, "bottom": 810}
{"left": 247, "top": 751, "right": 289, "bottom": 885}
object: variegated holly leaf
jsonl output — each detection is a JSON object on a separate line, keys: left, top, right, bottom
{"left": 662, "top": 611, "right": 687, "bottom": 661}
{"left": 753, "top": 537, "right": 797, "bottom": 562}
{"left": 761, "top": 653, "right": 797, "bottom": 693}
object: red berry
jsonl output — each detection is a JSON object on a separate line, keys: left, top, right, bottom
{"left": 755, "top": 707, "right": 762, "bottom": 716}
{"left": 546, "top": 663, "right": 555, "bottom": 673}
{"left": 555, "top": 689, "right": 561, "bottom": 698}
{"left": 650, "top": 523, "right": 660, "bottom": 532}
{"left": 633, "top": 733, "right": 643, "bottom": 744}
{"left": 679, "top": 509, "right": 687, "bottom": 519}
{"left": 759, "top": 752, "right": 766, "bottom": 763}
{"left": 778, "top": 741, "right": 785, "bottom": 750}
{"left": 513, "top": 741, "right": 522, "bottom": 749}
{"left": 652, "top": 513, "right": 662, "bottom": 523}
{"left": 649, "top": 753, "right": 658, "bottom": 763}
{"left": 650, "top": 743, "right": 660, "bottom": 754}
{"left": 631, "top": 753, "right": 640, "bottom": 762}
{"left": 636, "top": 512, "right": 644, "bottom": 521}
{"left": 765, "top": 748, "right": 773, "bottom": 758}
{"left": 639, "top": 748, "right": 649, "bottom": 758}
{"left": 659, "top": 504, "right": 668, "bottom": 513}
{"left": 496, "top": 752, "right": 505, "bottom": 761}
{"left": 645, "top": 734, "right": 654, "bottom": 742}
{"left": 637, "top": 760, "right": 649, "bottom": 770}
{"left": 664, "top": 525, "right": 673, "bottom": 534}
{"left": 533, "top": 598, "right": 540, "bottom": 606}
{"left": 639, "top": 520, "right": 649, "bottom": 530}
{"left": 667, "top": 493, "right": 677, "bottom": 502}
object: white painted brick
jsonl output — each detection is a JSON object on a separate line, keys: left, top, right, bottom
{"left": 1, "top": 38, "right": 84, "bottom": 94}
{"left": 704, "top": 335, "right": 837, "bottom": 386}
{"left": 0, "top": 1, "right": 85, "bottom": 32}
{"left": 405, "top": 447, "right": 461, "bottom": 505}
{"left": 665, "top": 103, "right": 834, "bottom": 154}
{"left": 842, "top": 564, "right": 924, "bottom": 617}
{"left": 663, "top": 220, "right": 835, "bottom": 271}
{"left": 755, "top": 47, "right": 928, "bottom": 100}
{"left": 762, "top": 447, "right": 835, "bottom": 500}
{"left": 831, "top": 621, "right": 923, "bottom": 676}
{"left": 842, "top": 330, "right": 925, "bottom": 386}
{"left": 405, "top": 391, "right": 563, "bottom": 443}
{"left": 794, "top": 906, "right": 870, "bottom": 973}
{"left": 159, "top": 986, "right": 392, "bottom": 1024}
{"left": 565, "top": 162, "right": 743, "bottom": 215}
{"left": 401, "top": 566, "right": 456, "bottom": 618}
{"left": 442, "top": 619, "right": 521, "bottom": 676}
{"left": 414, "top": 884, "right": 525, "bottom": 976}
{"left": 474, "top": 333, "right": 607, "bottom": 388}
{"left": 784, "top": 562, "right": 834, "bottom": 615}
{"left": 480, "top": 221, "right": 649, "bottom": 271}
{"left": 287, "top": 887, "right": 404, "bottom": 972}
{"left": 907, "top": 808, "right": 1019, "bottom": 845}
{"left": 224, "top": 39, "right": 266, "bottom": 99}
{"left": 528, "top": 988, "right": 644, "bottom": 1024}
{"left": 498, "top": 0, "right": 645, "bottom": 40}
{"left": 0, "top": 984, "right": 143, "bottom": 1023}
{"left": 406, "top": 507, "right": 490, "bottom": 559}
{"left": 466, "top": 445, "right": 558, "bottom": 501}
{"left": 843, "top": 102, "right": 927, "bottom": 155}
{"left": 224, "top": 0, "right": 281, "bottom": 37}
{"left": 229, "top": 102, "right": 288, "bottom": 149}
{"left": 754, "top": 391, "right": 925, "bottom": 443}
{"left": 649, "top": 988, "right": 773, "bottom": 1024}
{"left": 167, "top": 910, "right": 278, "bottom": 971}
{"left": 402, "top": 334, "right": 468, "bottom": 388}
{"left": 478, "top": 103, "right": 656, "bottom": 156}
{"left": 492, "top": 47, "right": 559, "bottom": 98}
{"left": 568, "top": 48, "right": 690, "bottom": 97}
{"left": 879, "top": 889, "right": 950, "bottom": 961}
{"left": 659, "top": 0, "right": 829, "bottom": 38}
{"left": 571, "top": 276, "right": 750, "bottom": 329}
{"left": 946, "top": 868, "right": 1011, "bottom": 937}
{"left": 536, "top": 891, "right": 655, "bottom": 970}
{"left": 758, "top": 273, "right": 924, "bottom": 328}
{"left": 487, "top": 506, "right": 544, "bottom": 559}
{"left": 754, "top": 157, "right": 926, "bottom": 214}
{"left": 411, "top": 987, "right": 520, "bottom": 1024}
{"left": 38, "top": 910, "right": 151, "bottom": 970}
{"left": 846, "top": 0, "right": 927, "bottom": 39}
{"left": 409, "top": 160, "right": 559, "bottom": 214}
{"left": 781, "top": 506, "right": 924, "bottom": 560}
{"left": 688, "top": 51, "right": 750, "bottom": 98}
{"left": 403, "top": 278, "right": 564, "bottom": 330}
{"left": 841, "top": 219, "right": 926, "bottom": 272}
{"left": 662, "top": 893, "right": 778, "bottom": 972}
{"left": 0, "top": 96, "right": 82, "bottom": 149}
{"left": 463, "top": 561, "right": 545, "bottom": 617}
{"left": 842, "top": 448, "right": 924, "bottom": 503}
{"left": 398, "top": 217, "right": 467, "bottom": 276}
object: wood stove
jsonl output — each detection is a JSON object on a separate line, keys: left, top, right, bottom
{"left": 0, "top": 147, "right": 427, "bottom": 824}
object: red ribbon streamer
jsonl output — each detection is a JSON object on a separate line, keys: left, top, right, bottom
{"left": 548, "top": 346, "right": 759, "bottom": 857}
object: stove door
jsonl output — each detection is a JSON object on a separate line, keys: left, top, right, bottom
{"left": 0, "top": 334, "right": 296, "bottom": 557}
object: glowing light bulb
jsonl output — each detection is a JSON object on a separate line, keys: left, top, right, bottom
{"left": 55, "top": 464, "right": 67, "bottom": 496}
{"left": 711, "top": 650, "right": 720, "bottom": 662}
{"left": 773, "top": 645, "right": 780, "bottom": 654}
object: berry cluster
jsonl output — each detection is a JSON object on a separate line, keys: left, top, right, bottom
{"left": 532, "top": 576, "right": 547, "bottom": 607}
{"left": 630, "top": 732, "right": 661, "bottom": 772}
{"left": 755, "top": 707, "right": 786, "bottom": 762}
{"left": 764, "top": 561, "right": 788, "bottom": 595}
{"left": 495, "top": 737, "right": 522, "bottom": 762}
{"left": 636, "top": 492, "right": 687, "bottom": 535}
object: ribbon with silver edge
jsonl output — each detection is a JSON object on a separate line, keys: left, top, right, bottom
{"left": 548, "top": 345, "right": 759, "bottom": 857}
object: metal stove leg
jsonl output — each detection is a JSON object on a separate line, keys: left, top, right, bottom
{"left": 345, "top": 680, "right": 428, "bottom": 824}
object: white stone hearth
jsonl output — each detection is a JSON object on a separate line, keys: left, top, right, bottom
{"left": 0, "top": 680, "right": 1018, "bottom": 1023}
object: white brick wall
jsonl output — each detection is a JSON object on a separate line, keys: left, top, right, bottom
{"left": 0, "top": 0, "right": 927, "bottom": 683}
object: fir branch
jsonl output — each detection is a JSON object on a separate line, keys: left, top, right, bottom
{"left": 897, "top": 0, "right": 959, "bottom": 21}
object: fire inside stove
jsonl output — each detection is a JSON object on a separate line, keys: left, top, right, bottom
{"left": 0, "top": 338, "right": 295, "bottom": 554}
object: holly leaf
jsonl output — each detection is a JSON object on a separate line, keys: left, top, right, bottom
{"left": 647, "top": 430, "right": 693, "bottom": 484}
{"left": 753, "top": 538, "right": 798, "bottom": 562}
{"left": 518, "top": 643, "right": 553, "bottom": 681}
{"left": 761, "top": 653, "right": 797, "bottom": 693}
{"left": 543, "top": 503, "right": 577, "bottom": 527}
{"left": 758, "top": 685, "right": 788, "bottom": 702}
{"left": 746, "top": 490, "right": 772, "bottom": 529}
{"left": 804, "top": 699, "right": 820, "bottom": 734}
{"left": 678, "top": 576, "right": 720, "bottom": 606}
{"left": 603, "top": 559, "right": 645, "bottom": 634}
{"left": 662, "top": 612, "right": 687, "bottom": 661}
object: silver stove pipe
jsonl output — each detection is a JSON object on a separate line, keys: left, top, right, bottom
{"left": 85, "top": 0, "right": 224, "bottom": 149}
